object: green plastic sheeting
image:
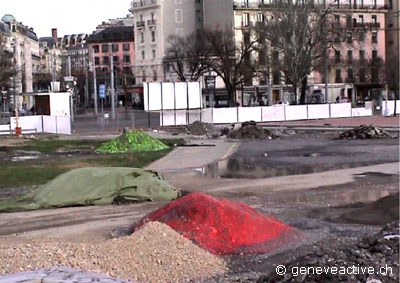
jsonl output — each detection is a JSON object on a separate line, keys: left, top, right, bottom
{"left": 97, "top": 130, "right": 169, "bottom": 153}
{"left": 0, "top": 167, "right": 180, "bottom": 213}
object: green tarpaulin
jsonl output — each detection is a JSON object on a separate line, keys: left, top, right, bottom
{"left": 0, "top": 167, "right": 180, "bottom": 213}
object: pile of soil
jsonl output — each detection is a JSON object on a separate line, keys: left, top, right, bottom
{"left": 135, "top": 193, "right": 298, "bottom": 255}
{"left": 228, "top": 121, "right": 276, "bottom": 140}
{"left": 187, "top": 121, "right": 218, "bottom": 137}
{"left": 0, "top": 222, "right": 227, "bottom": 282}
{"left": 335, "top": 125, "right": 393, "bottom": 140}
{"left": 334, "top": 193, "right": 399, "bottom": 225}
{"left": 258, "top": 222, "right": 399, "bottom": 282}
{"left": 96, "top": 130, "right": 169, "bottom": 153}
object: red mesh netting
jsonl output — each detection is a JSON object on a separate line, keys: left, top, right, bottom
{"left": 135, "top": 193, "right": 299, "bottom": 255}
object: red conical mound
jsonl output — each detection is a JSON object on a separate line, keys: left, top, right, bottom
{"left": 135, "top": 193, "right": 298, "bottom": 254}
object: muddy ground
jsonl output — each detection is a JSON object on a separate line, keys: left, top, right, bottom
{"left": 0, "top": 131, "right": 399, "bottom": 282}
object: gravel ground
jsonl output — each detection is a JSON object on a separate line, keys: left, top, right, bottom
{"left": 0, "top": 222, "right": 227, "bottom": 283}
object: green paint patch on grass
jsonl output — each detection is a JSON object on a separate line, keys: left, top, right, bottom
{"left": 96, "top": 130, "right": 169, "bottom": 153}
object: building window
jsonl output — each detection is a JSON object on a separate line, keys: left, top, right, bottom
{"left": 335, "top": 69, "right": 342, "bottom": 83}
{"left": 372, "top": 15, "right": 377, "bottom": 24}
{"left": 152, "top": 50, "right": 156, "bottom": 59}
{"left": 175, "top": 9, "right": 183, "bottom": 23}
{"left": 151, "top": 30, "right": 155, "bottom": 42}
{"left": 335, "top": 50, "right": 341, "bottom": 63}
{"left": 153, "top": 70, "right": 157, "bottom": 81}
{"left": 123, "top": 43, "right": 130, "bottom": 51}
{"left": 242, "top": 13, "right": 250, "bottom": 26}
{"left": 347, "top": 50, "right": 352, "bottom": 63}
{"left": 101, "top": 44, "right": 108, "bottom": 52}
{"left": 360, "top": 68, "right": 366, "bottom": 82}
{"left": 113, "top": 56, "right": 118, "bottom": 63}
{"left": 372, "top": 50, "right": 378, "bottom": 61}
{"left": 358, "top": 31, "right": 365, "bottom": 41}
{"left": 141, "top": 50, "right": 145, "bottom": 60}
{"left": 359, "top": 50, "right": 365, "bottom": 61}
{"left": 346, "top": 32, "right": 352, "bottom": 43}
{"left": 273, "top": 71, "right": 280, "bottom": 85}
{"left": 140, "top": 32, "right": 144, "bottom": 43}
{"left": 123, "top": 55, "right": 130, "bottom": 63}
{"left": 142, "top": 71, "right": 146, "bottom": 82}
{"left": 372, "top": 32, "right": 378, "bottom": 43}
{"left": 112, "top": 44, "right": 119, "bottom": 52}
{"left": 347, "top": 68, "right": 354, "bottom": 81}
{"left": 371, "top": 68, "right": 378, "bottom": 82}
{"left": 94, "top": 57, "right": 100, "bottom": 65}
{"left": 93, "top": 45, "right": 100, "bottom": 53}
{"left": 103, "top": 56, "right": 109, "bottom": 65}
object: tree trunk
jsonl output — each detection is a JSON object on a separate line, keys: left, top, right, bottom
{"left": 293, "top": 83, "right": 298, "bottom": 105}
{"left": 300, "top": 77, "right": 308, "bottom": 104}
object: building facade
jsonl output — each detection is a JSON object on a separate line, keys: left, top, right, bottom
{"left": 1, "top": 14, "right": 40, "bottom": 109}
{"left": 233, "top": 0, "right": 387, "bottom": 105}
{"left": 130, "top": 0, "right": 233, "bottom": 85}
{"left": 86, "top": 26, "right": 136, "bottom": 106}
{"left": 385, "top": 0, "right": 399, "bottom": 99}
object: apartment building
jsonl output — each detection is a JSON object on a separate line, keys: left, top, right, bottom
{"left": 385, "top": 0, "right": 399, "bottom": 99}
{"left": 234, "top": 0, "right": 387, "bottom": 105}
{"left": 1, "top": 14, "right": 41, "bottom": 109}
{"left": 86, "top": 26, "right": 136, "bottom": 104}
{"left": 38, "top": 29, "right": 63, "bottom": 90}
{"left": 130, "top": 0, "right": 233, "bottom": 85}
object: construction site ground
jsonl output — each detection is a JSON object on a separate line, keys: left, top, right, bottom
{"left": 0, "top": 123, "right": 399, "bottom": 281}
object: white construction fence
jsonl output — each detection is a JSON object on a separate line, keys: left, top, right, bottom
{"left": 159, "top": 102, "right": 378, "bottom": 126}
{"left": 0, "top": 115, "right": 71, "bottom": 135}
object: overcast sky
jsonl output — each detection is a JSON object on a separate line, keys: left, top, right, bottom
{"left": 0, "top": 0, "right": 132, "bottom": 38}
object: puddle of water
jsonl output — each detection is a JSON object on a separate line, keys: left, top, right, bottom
{"left": 200, "top": 158, "right": 385, "bottom": 179}
{"left": 11, "top": 156, "right": 40, "bottom": 162}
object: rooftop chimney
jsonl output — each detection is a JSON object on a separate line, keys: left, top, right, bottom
{"left": 51, "top": 28, "right": 58, "bottom": 41}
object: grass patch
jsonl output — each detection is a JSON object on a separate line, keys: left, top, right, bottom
{"left": 20, "top": 139, "right": 104, "bottom": 153}
{"left": 0, "top": 149, "right": 172, "bottom": 188}
{"left": 0, "top": 136, "right": 178, "bottom": 189}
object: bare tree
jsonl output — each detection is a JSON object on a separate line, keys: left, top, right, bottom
{"left": 164, "top": 33, "right": 209, "bottom": 82}
{"left": 257, "top": 0, "right": 334, "bottom": 104}
{"left": 202, "top": 27, "right": 260, "bottom": 106}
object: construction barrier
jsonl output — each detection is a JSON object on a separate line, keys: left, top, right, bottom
{"left": 3, "top": 115, "right": 71, "bottom": 135}
{"left": 158, "top": 102, "right": 381, "bottom": 126}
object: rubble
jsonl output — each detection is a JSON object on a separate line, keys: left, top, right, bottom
{"left": 335, "top": 125, "right": 393, "bottom": 140}
{"left": 258, "top": 222, "right": 399, "bottom": 283}
{"left": 227, "top": 121, "right": 277, "bottom": 140}
{"left": 186, "top": 121, "right": 219, "bottom": 137}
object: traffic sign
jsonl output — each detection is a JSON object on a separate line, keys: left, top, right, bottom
{"left": 99, "top": 84, "right": 106, "bottom": 99}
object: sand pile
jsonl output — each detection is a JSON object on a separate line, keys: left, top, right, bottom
{"left": 0, "top": 222, "right": 226, "bottom": 282}
{"left": 135, "top": 193, "right": 298, "bottom": 255}
{"left": 96, "top": 130, "right": 169, "bottom": 153}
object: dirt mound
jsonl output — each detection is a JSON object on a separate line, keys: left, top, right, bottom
{"left": 134, "top": 193, "right": 298, "bottom": 255}
{"left": 96, "top": 130, "right": 169, "bottom": 153}
{"left": 228, "top": 121, "right": 276, "bottom": 139}
{"left": 258, "top": 222, "right": 399, "bottom": 282}
{"left": 187, "top": 121, "right": 218, "bottom": 137}
{"left": 336, "top": 125, "right": 393, "bottom": 140}
{"left": 0, "top": 221, "right": 227, "bottom": 282}
{"left": 335, "top": 193, "right": 399, "bottom": 225}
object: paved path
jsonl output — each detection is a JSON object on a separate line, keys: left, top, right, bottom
{"left": 147, "top": 139, "right": 238, "bottom": 172}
